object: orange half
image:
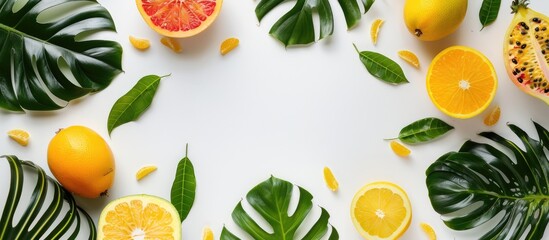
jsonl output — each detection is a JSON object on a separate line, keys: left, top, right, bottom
{"left": 427, "top": 46, "right": 497, "bottom": 119}
{"left": 136, "top": 0, "right": 223, "bottom": 38}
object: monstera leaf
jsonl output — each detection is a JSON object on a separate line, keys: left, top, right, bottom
{"left": 221, "top": 176, "right": 339, "bottom": 240}
{"left": 0, "top": 0, "right": 122, "bottom": 112}
{"left": 426, "top": 122, "right": 549, "bottom": 239}
{"left": 256, "top": 0, "right": 374, "bottom": 46}
{"left": 0, "top": 155, "right": 96, "bottom": 239}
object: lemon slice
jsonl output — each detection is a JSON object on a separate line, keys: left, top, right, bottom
{"left": 8, "top": 129, "right": 30, "bottom": 146}
{"left": 220, "top": 37, "right": 239, "bottom": 55}
{"left": 98, "top": 194, "right": 181, "bottom": 239}
{"left": 351, "top": 181, "right": 412, "bottom": 239}
{"left": 203, "top": 226, "right": 214, "bottom": 240}
{"left": 390, "top": 140, "right": 411, "bottom": 157}
{"left": 323, "top": 166, "right": 339, "bottom": 191}
{"left": 136, "top": 165, "right": 157, "bottom": 181}
{"left": 129, "top": 35, "right": 150, "bottom": 50}
{"left": 420, "top": 222, "right": 437, "bottom": 240}
{"left": 370, "top": 19, "right": 384, "bottom": 45}
{"left": 398, "top": 50, "right": 420, "bottom": 68}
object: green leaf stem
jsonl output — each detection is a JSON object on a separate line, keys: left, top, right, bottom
{"left": 107, "top": 75, "right": 167, "bottom": 135}
{"left": 397, "top": 117, "right": 454, "bottom": 144}
{"left": 354, "top": 44, "right": 409, "bottom": 85}
{"left": 170, "top": 144, "right": 196, "bottom": 222}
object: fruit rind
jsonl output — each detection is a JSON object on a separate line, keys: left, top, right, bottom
{"left": 351, "top": 181, "right": 412, "bottom": 239}
{"left": 98, "top": 194, "right": 182, "bottom": 239}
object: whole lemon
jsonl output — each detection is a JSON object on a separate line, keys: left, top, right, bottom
{"left": 47, "top": 126, "right": 115, "bottom": 198}
{"left": 403, "top": 0, "right": 468, "bottom": 41}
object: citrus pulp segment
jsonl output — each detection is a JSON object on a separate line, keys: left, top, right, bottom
{"left": 220, "top": 37, "right": 239, "bottom": 55}
{"left": 136, "top": 165, "right": 158, "bottom": 180}
{"left": 398, "top": 50, "right": 420, "bottom": 68}
{"left": 351, "top": 181, "right": 412, "bottom": 239}
{"left": 390, "top": 140, "right": 411, "bottom": 157}
{"left": 136, "top": 0, "right": 223, "bottom": 38}
{"left": 7, "top": 129, "right": 30, "bottom": 146}
{"left": 483, "top": 106, "right": 501, "bottom": 126}
{"left": 370, "top": 19, "right": 384, "bottom": 45}
{"left": 420, "top": 222, "right": 437, "bottom": 240}
{"left": 98, "top": 194, "right": 181, "bottom": 239}
{"left": 427, "top": 46, "right": 497, "bottom": 119}
{"left": 161, "top": 37, "right": 183, "bottom": 52}
{"left": 129, "top": 35, "right": 150, "bottom": 50}
{"left": 323, "top": 166, "right": 339, "bottom": 191}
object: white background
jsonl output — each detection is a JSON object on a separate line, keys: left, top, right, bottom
{"left": 2, "top": 0, "right": 549, "bottom": 239}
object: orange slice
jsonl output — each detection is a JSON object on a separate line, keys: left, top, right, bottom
{"left": 420, "top": 222, "right": 437, "bottom": 240}
{"left": 160, "top": 37, "right": 182, "bottom": 53}
{"left": 136, "top": 0, "right": 223, "bottom": 38}
{"left": 136, "top": 165, "right": 157, "bottom": 180}
{"left": 398, "top": 50, "right": 420, "bottom": 68}
{"left": 351, "top": 181, "right": 412, "bottom": 239}
{"left": 220, "top": 37, "right": 239, "bottom": 55}
{"left": 203, "top": 226, "right": 214, "bottom": 240}
{"left": 370, "top": 19, "right": 384, "bottom": 45}
{"left": 427, "top": 46, "right": 497, "bottom": 119}
{"left": 483, "top": 106, "right": 501, "bottom": 126}
{"left": 8, "top": 129, "right": 30, "bottom": 146}
{"left": 129, "top": 35, "right": 150, "bottom": 50}
{"left": 390, "top": 140, "right": 411, "bottom": 157}
{"left": 323, "top": 166, "right": 339, "bottom": 192}
{"left": 98, "top": 194, "right": 181, "bottom": 239}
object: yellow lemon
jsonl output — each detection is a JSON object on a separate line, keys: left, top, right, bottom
{"left": 403, "top": 0, "right": 468, "bottom": 41}
{"left": 47, "top": 126, "right": 115, "bottom": 198}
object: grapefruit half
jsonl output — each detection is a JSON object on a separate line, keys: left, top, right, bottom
{"left": 136, "top": 0, "right": 223, "bottom": 38}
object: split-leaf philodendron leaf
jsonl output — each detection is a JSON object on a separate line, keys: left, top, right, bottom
{"left": 256, "top": 0, "right": 374, "bottom": 47}
{"left": 0, "top": 0, "right": 122, "bottom": 112}
{"left": 221, "top": 176, "right": 339, "bottom": 240}
{"left": 0, "top": 155, "right": 96, "bottom": 239}
{"left": 426, "top": 121, "right": 549, "bottom": 239}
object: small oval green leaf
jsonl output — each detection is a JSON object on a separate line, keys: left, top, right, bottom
{"left": 398, "top": 117, "right": 454, "bottom": 144}
{"left": 170, "top": 145, "right": 196, "bottom": 222}
{"left": 354, "top": 44, "right": 409, "bottom": 85}
{"left": 479, "top": 0, "right": 501, "bottom": 30}
{"left": 107, "top": 74, "right": 167, "bottom": 135}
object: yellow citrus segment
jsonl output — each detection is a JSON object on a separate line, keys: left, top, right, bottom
{"left": 483, "top": 106, "right": 501, "bottom": 126}
{"left": 136, "top": 0, "right": 223, "bottom": 38}
{"left": 370, "top": 19, "right": 384, "bottom": 45}
{"left": 161, "top": 37, "right": 183, "bottom": 53}
{"left": 351, "top": 181, "right": 412, "bottom": 239}
{"left": 7, "top": 129, "right": 29, "bottom": 146}
{"left": 398, "top": 50, "right": 420, "bottom": 68}
{"left": 98, "top": 194, "right": 181, "bottom": 239}
{"left": 323, "top": 166, "right": 339, "bottom": 192}
{"left": 390, "top": 140, "right": 411, "bottom": 157}
{"left": 427, "top": 46, "right": 497, "bottom": 119}
{"left": 420, "top": 222, "right": 437, "bottom": 240}
{"left": 129, "top": 35, "right": 150, "bottom": 50}
{"left": 203, "top": 226, "right": 214, "bottom": 240}
{"left": 136, "top": 165, "right": 158, "bottom": 181}
{"left": 220, "top": 37, "right": 239, "bottom": 55}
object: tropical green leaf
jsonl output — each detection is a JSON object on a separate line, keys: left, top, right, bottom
{"left": 426, "top": 121, "right": 549, "bottom": 239}
{"left": 354, "top": 45, "right": 409, "bottom": 85}
{"left": 363, "top": 0, "right": 375, "bottom": 13}
{"left": 0, "top": 0, "right": 122, "bottom": 112}
{"left": 479, "top": 0, "right": 501, "bottom": 30}
{"left": 107, "top": 75, "right": 166, "bottom": 135}
{"left": 397, "top": 117, "right": 454, "bottom": 144}
{"left": 255, "top": 0, "right": 369, "bottom": 46}
{"left": 0, "top": 155, "right": 96, "bottom": 239}
{"left": 221, "top": 176, "right": 338, "bottom": 240}
{"left": 170, "top": 144, "right": 196, "bottom": 222}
